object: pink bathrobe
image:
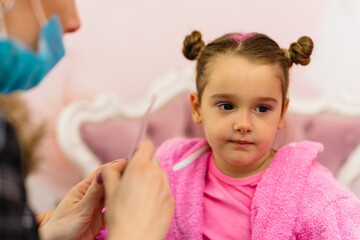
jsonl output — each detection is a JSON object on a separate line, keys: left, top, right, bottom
{"left": 155, "top": 138, "right": 360, "bottom": 239}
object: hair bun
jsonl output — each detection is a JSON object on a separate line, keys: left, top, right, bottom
{"left": 287, "top": 36, "right": 314, "bottom": 66}
{"left": 182, "top": 30, "right": 205, "bottom": 60}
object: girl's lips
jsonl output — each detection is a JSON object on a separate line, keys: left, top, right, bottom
{"left": 230, "top": 140, "right": 253, "bottom": 145}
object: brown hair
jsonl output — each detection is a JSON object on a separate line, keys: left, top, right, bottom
{"left": 182, "top": 31, "right": 314, "bottom": 110}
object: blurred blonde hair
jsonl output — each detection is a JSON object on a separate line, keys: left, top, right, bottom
{"left": 0, "top": 93, "right": 45, "bottom": 177}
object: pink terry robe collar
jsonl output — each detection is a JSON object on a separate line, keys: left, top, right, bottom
{"left": 251, "top": 141, "right": 323, "bottom": 239}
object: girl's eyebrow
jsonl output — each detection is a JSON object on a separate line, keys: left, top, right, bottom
{"left": 211, "top": 94, "right": 278, "bottom": 103}
{"left": 257, "top": 97, "right": 278, "bottom": 103}
{"left": 210, "top": 93, "right": 237, "bottom": 99}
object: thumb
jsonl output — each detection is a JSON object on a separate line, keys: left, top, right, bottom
{"left": 127, "top": 140, "right": 155, "bottom": 169}
{"left": 81, "top": 159, "right": 128, "bottom": 210}
{"left": 101, "top": 159, "right": 128, "bottom": 202}
{"left": 80, "top": 172, "right": 105, "bottom": 211}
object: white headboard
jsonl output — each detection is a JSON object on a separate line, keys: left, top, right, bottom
{"left": 56, "top": 66, "right": 360, "bottom": 198}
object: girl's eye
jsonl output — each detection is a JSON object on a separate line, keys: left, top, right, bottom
{"left": 219, "top": 103, "right": 234, "bottom": 111}
{"left": 256, "top": 105, "right": 270, "bottom": 113}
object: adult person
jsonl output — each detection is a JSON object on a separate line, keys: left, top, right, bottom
{"left": 0, "top": 0, "right": 174, "bottom": 239}
{"left": 35, "top": 141, "right": 173, "bottom": 240}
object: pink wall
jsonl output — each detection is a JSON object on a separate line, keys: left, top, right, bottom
{"left": 26, "top": 0, "right": 328, "bottom": 101}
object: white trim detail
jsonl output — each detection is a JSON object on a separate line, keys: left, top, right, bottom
{"left": 173, "top": 145, "right": 209, "bottom": 172}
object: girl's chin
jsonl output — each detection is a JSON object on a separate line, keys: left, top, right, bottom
{"left": 222, "top": 157, "right": 257, "bottom": 167}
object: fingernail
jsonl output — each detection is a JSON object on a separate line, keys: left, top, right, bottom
{"left": 96, "top": 170, "right": 103, "bottom": 185}
{"left": 111, "top": 160, "right": 119, "bottom": 164}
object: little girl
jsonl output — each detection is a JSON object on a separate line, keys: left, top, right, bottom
{"left": 95, "top": 31, "right": 360, "bottom": 239}
{"left": 154, "top": 31, "right": 360, "bottom": 239}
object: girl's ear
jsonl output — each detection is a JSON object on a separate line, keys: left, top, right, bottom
{"left": 190, "top": 92, "right": 202, "bottom": 124}
{"left": 278, "top": 98, "right": 289, "bottom": 129}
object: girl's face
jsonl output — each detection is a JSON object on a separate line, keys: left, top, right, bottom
{"left": 190, "top": 55, "right": 289, "bottom": 177}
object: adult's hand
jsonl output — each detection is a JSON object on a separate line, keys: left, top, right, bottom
{"left": 102, "top": 140, "right": 174, "bottom": 240}
{"left": 36, "top": 159, "right": 127, "bottom": 240}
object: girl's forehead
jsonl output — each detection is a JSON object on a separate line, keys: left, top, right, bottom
{"left": 208, "top": 55, "right": 282, "bottom": 83}
{"left": 204, "top": 55, "right": 283, "bottom": 99}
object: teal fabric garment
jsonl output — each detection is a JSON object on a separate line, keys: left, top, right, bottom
{"left": 0, "top": 15, "right": 65, "bottom": 94}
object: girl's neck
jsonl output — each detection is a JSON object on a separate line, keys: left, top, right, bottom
{"left": 213, "top": 149, "right": 276, "bottom": 178}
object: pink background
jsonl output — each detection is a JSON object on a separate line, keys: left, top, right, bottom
{"left": 22, "top": 0, "right": 360, "bottom": 211}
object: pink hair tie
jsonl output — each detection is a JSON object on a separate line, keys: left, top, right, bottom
{"left": 227, "top": 32, "right": 256, "bottom": 44}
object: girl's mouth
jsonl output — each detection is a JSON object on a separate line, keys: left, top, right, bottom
{"left": 230, "top": 140, "right": 254, "bottom": 146}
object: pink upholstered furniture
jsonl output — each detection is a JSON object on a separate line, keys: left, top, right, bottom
{"left": 57, "top": 67, "right": 360, "bottom": 198}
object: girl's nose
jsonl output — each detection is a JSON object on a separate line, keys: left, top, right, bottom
{"left": 233, "top": 112, "right": 253, "bottom": 134}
